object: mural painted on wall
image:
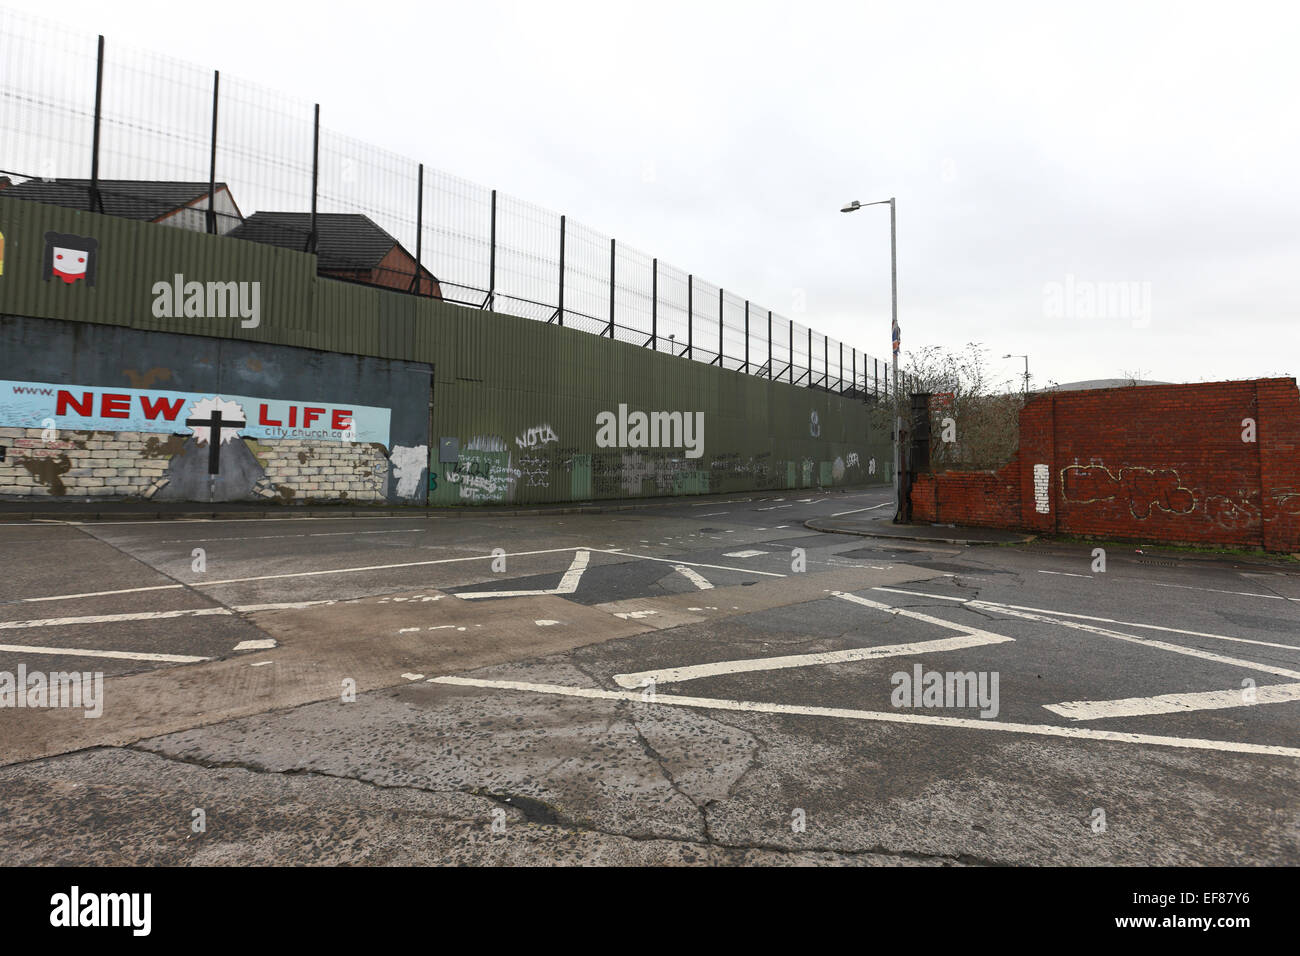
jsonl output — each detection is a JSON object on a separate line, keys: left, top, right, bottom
{"left": 0, "top": 378, "right": 403, "bottom": 503}
{"left": 43, "top": 232, "right": 98, "bottom": 286}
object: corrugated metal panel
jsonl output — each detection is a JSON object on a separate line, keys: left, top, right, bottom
{"left": 1, "top": 196, "right": 891, "bottom": 505}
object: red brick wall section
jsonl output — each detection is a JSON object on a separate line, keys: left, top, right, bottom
{"left": 908, "top": 378, "right": 1300, "bottom": 553}
{"left": 1258, "top": 379, "right": 1300, "bottom": 552}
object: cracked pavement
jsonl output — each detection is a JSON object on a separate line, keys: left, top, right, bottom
{"left": 1, "top": 487, "right": 1298, "bottom": 865}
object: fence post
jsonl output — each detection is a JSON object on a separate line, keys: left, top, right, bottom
{"left": 608, "top": 238, "right": 616, "bottom": 337}
{"left": 487, "top": 189, "right": 497, "bottom": 309}
{"left": 789, "top": 322, "right": 794, "bottom": 383}
{"left": 411, "top": 163, "right": 424, "bottom": 294}
{"left": 557, "top": 214, "right": 566, "bottom": 326}
{"left": 651, "top": 258, "right": 658, "bottom": 350}
{"left": 744, "top": 301, "right": 749, "bottom": 374}
{"left": 687, "top": 274, "right": 693, "bottom": 359}
{"left": 206, "top": 69, "right": 219, "bottom": 234}
{"left": 88, "top": 35, "right": 105, "bottom": 214}
{"left": 823, "top": 335, "right": 828, "bottom": 389}
{"left": 767, "top": 310, "right": 773, "bottom": 379}
{"left": 839, "top": 342, "right": 844, "bottom": 394}
{"left": 308, "top": 104, "right": 320, "bottom": 254}
{"left": 717, "top": 288, "right": 724, "bottom": 366}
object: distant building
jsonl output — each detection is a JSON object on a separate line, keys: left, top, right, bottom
{"left": 0, "top": 178, "right": 244, "bottom": 235}
{"left": 228, "top": 212, "right": 441, "bottom": 298}
{"left": 1045, "top": 378, "right": 1173, "bottom": 391}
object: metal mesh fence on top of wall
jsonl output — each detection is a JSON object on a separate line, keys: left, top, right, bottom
{"left": 0, "top": 7, "right": 905, "bottom": 399}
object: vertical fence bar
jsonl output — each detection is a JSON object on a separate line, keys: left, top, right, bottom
{"left": 744, "top": 301, "right": 749, "bottom": 374}
{"left": 309, "top": 104, "right": 320, "bottom": 254}
{"left": 487, "top": 189, "right": 497, "bottom": 309}
{"left": 808, "top": 328, "right": 813, "bottom": 386}
{"left": 767, "top": 310, "right": 773, "bottom": 379}
{"left": 206, "top": 70, "right": 219, "bottom": 234}
{"left": 839, "top": 342, "right": 844, "bottom": 394}
{"left": 608, "top": 238, "right": 616, "bottom": 337}
{"left": 557, "top": 214, "right": 566, "bottom": 326}
{"left": 411, "top": 163, "right": 424, "bottom": 294}
{"left": 717, "top": 288, "right": 724, "bottom": 366}
{"left": 788, "top": 323, "right": 793, "bottom": 383}
{"left": 650, "top": 258, "right": 658, "bottom": 350}
{"left": 687, "top": 275, "right": 693, "bottom": 359}
{"left": 88, "top": 35, "right": 105, "bottom": 214}
{"left": 852, "top": 349, "right": 857, "bottom": 399}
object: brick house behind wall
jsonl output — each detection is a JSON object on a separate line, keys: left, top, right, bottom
{"left": 911, "top": 378, "right": 1300, "bottom": 553}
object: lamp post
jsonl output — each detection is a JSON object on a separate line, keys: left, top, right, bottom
{"left": 841, "top": 197, "right": 901, "bottom": 521}
{"left": 1003, "top": 353, "right": 1029, "bottom": 395}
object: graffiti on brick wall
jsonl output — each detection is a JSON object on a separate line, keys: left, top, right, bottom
{"left": 1060, "top": 464, "right": 1196, "bottom": 519}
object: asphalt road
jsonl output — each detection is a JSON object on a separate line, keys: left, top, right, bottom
{"left": 1, "top": 487, "right": 1297, "bottom": 865}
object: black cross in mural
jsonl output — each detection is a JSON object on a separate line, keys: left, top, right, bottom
{"left": 185, "top": 409, "right": 246, "bottom": 475}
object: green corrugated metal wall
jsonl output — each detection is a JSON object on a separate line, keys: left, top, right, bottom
{"left": 0, "top": 195, "right": 891, "bottom": 504}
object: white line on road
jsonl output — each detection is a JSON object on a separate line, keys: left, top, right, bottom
{"left": 0, "top": 643, "right": 208, "bottom": 663}
{"left": 600, "top": 550, "right": 785, "bottom": 577}
{"left": 872, "top": 587, "right": 1300, "bottom": 652}
{"left": 456, "top": 550, "right": 590, "bottom": 600}
{"left": 612, "top": 592, "right": 1016, "bottom": 687}
{"left": 1146, "top": 581, "right": 1300, "bottom": 602}
{"left": 1044, "top": 682, "right": 1300, "bottom": 721}
{"left": 1038, "top": 570, "right": 1092, "bottom": 578}
{"left": 723, "top": 550, "right": 769, "bottom": 558}
{"left": 16, "top": 547, "right": 593, "bottom": 604}
{"left": 613, "top": 631, "right": 1012, "bottom": 688}
{"left": 831, "top": 503, "right": 892, "bottom": 517}
{"left": 159, "top": 529, "right": 425, "bottom": 543}
{"left": 756, "top": 505, "right": 792, "bottom": 511}
{"left": 0, "top": 600, "right": 336, "bottom": 630}
{"left": 673, "top": 565, "right": 714, "bottom": 591}
{"left": 428, "top": 676, "right": 1300, "bottom": 759}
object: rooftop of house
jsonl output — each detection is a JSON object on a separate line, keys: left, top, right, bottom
{"left": 1, "top": 178, "right": 234, "bottom": 222}
{"left": 228, "top": 211, "right": 420, "bottom": 273}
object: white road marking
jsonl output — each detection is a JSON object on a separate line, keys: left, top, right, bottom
{"left": 456, "top": 550, "right": 590, "bottom": 600}
{"left": 398, "top": 627, "right": 420, "bottom": 634}
{"left": 673, "top": 565, "right": 714, "bottom": 591}
{"left": 601, "top": 550, "right": 785, "bottom": 577}
{"left": 250, "top": 661, "right": 273, "bottom": 667}
{"left": 831, "top": 503, "right": 891, "bottom": 517}
{"left": 16, "top": 546, "right": 593, "bottom": 604}
{"left": 1147, "top": 581, "right": 1300, "bottom": 602}
{"left": 428, "top": 676, "right": 1300, "bottom": 759}
{"left": 535, "top": 620, "right": 560, "bottom": 626}
{"left": 0, "top": 643, "right": 207, "bottom": 663}
{"left": 401, "top": 673, "right": 425, "bottom": 681}
{"left": 757, "top": 505, "right": 792, "bottom": 511}
{"left": 613, "top": 632, "right": 1012, "bottom": 688}
{"left": 1044, "top": 682, "right": 1300, "bottom": 721}
{"left": 232, "top": 639, "right": 276, "bottom": 651}
{"left": 612, "top": 592, "right": 1015, "bottom": 687}
{"left": 723, "top": 550, "right": 769, "bottom": 558}
{"left": 872, "top": 587, "right": 1300, "bottom": 652}
{"left": 0, "top": 601, "right": 335, "bottom": 630}
{"left": 159, "top": 529, "right": 425, "bottom": 543}
{"left": 697, "top": 512, "right": 729, "bottom": 517}
{"left": 1038, "top": 570, "right": 1092, "bottom": 578}
{"left": 614, "top": 610, "right": 658, "bottom": 620}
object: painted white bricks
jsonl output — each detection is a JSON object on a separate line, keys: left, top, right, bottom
{"left": 1033, "top": 463, "right": 1051, "bottom": 514}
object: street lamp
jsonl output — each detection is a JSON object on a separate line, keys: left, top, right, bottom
{"left": 842, "top": 197, "right": 901, "bottom": 521}
{"left": 1003, "top": 353, "right": 1029, "bottom": 395}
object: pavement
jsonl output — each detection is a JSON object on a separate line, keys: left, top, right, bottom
{"left": 1, "top": 485, "right": 1297, "bottom": 865}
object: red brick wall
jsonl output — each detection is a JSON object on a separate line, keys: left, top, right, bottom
{"left": 910, "top": 378, "right": 1300, "bottom": 553}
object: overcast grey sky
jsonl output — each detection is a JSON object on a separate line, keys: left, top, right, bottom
{"left": 7, "top": 0, "right": 1298, "bottom": 387}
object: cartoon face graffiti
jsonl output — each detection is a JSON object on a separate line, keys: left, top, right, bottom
{"left": 42, "top": 231, "right": 98, "bottom": 286}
